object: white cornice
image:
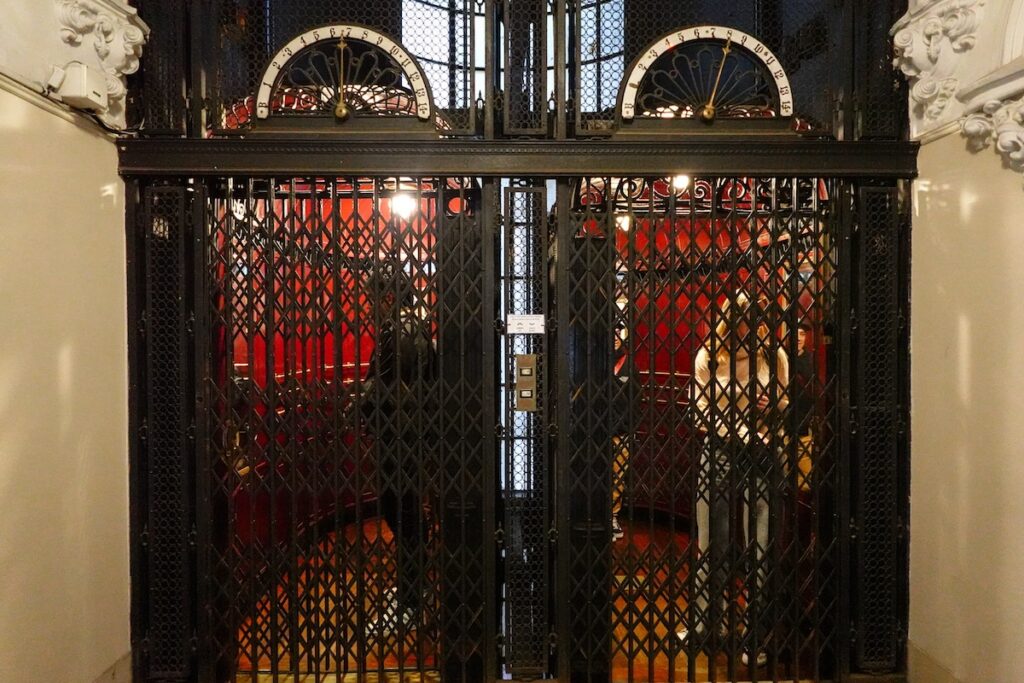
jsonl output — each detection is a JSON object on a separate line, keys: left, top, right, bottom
{"left": 958, "top": 56, "right": 1024, "bottom": 111}
{"left": 894, "top": 0, "right": 1024, "bottom": 184}
{"left": 892, "top": 0, "right": 986, "bottom": 138}
{"left": 961, "top": 95, "right": 1024, "bottom": 178}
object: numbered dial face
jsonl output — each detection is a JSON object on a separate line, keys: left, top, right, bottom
{"left": 620, "top": 25, "right": 793, "bottom": 121}
{"left": 255, "top": 24, "right": 432, "bottom": 121}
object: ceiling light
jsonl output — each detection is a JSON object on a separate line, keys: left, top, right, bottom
{"left": 392, "top": 193, "right": 417, "bottom": 220}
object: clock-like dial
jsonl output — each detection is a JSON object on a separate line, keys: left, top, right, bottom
{"left": 255, "top": 24, "right": 432, "bottom": 121}
{"left": 620, "top": 25, "right": 793, "bottom": 122}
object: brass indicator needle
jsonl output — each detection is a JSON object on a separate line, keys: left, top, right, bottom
{"left": 335, "top": 37, "right": 351, "bottom": 121}
{"left": 700, "top": 37, "right": 732, "bottom": 122}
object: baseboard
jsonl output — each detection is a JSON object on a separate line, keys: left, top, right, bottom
{"left": 91, "top": 651, "right": 132, "bottom": 683}
{"left": 907, "top": 642, "right": 962, "bottom": 683}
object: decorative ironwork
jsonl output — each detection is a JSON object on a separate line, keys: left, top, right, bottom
{"left": 621, "top": 27, "right": 790, "bottom": 121}
{"left": 198, "top": 175, "right": 493, "bottom": 683}
{"left": 126, "top": 3, "right": 914, "bottom": 682}
{"left": 254, "top": 25, "right": 432, "bottom": 121}
{"left": 556, "top": 174, "right": 842, "bottom": 683}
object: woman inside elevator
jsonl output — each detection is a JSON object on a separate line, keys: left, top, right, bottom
{"left": 677, "top": 291, "right": 789, "bottom": 670}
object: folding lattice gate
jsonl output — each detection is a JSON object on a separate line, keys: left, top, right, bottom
{"left": 129, "top": 170, "right": 908, "bottom": 683}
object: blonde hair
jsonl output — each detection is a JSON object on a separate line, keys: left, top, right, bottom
{"left": 707, "top": 292, "right": 769, "bottom": 365}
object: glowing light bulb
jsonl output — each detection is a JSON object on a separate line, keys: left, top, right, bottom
{"left": 392, "top": 193, "right": 417, "bottom": 220}
{"left": 672, "top": 174, "right": 691, "bottom": 190}
{"left": 615, "top": 214, "right": 632, "bottom": 231}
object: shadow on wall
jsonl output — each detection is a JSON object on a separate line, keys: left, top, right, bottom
{"left": 910, "top": 135, "right": 1024, "bottom": 682}
{"left": 0, "top": 87, "right": 130, "bottom": 683}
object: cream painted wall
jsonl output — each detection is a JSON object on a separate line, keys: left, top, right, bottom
{"left": 0, "top": 84, "right": 130, "bottom": 682}
{"left": 910, "top": 131, "right": 1024, "bottom": 683}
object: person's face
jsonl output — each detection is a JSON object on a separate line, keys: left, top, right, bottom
{"left": 797, "top": 327, "right": 807, "bottom": 354}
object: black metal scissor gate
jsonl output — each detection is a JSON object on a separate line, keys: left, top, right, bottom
{"left": 125, "top": 1, "right": 912, "bottom": 681}
{"left": 129, "top": 168, "right": 908, "bottom": 683}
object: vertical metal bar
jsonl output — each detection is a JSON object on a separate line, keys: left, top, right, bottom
{"left": 553, "top": 177, "right": 572, "bottom": 683}
{"left": 265, "top": 177, "right": 282, "bottom": 682}
{"left": 502, "top": 0, "right": 512, "bottom": 134}
{"left": 284, "top": 178, "right": 302, "bottom": 682}
{"left": 142, "top": 182, "right": 196, "bottom": 680}
{"left": 833, "top": 0, "right": 855, "bottom": 141}
{"left": 126, "top": 178, "right": 146, "bottom": 683}
{"left": 685, "top": 173, "right": 699, "bottom": 683}
{"left": 485, "top": 0, "right": 497, "bottom": 138}
{"left": 569, "top": 0, "right": 582, "bottom": 137}
{"left": 553, "top": 0, "right": 567, "bottom": 139}
{"left": 852, "top": 184, "right": 901, "bottom": 673}
{"left": 836, "top": 179, "right": 855, "bottom": 680}
{"left": 188, "top": 0, "right": 207, "bottom": 137}
{"left": 481, "top": 177, "right": 500, "bottom": 683}
{"left": 352, "top": 176, "right": 370, "bottom": 678}
{"left": 324, "top": 177, "right": 344, "bottom": 681}
{"left": 193, "top": 179, "right": 213, "bottom": 683}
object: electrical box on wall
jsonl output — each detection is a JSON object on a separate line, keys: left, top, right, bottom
{"left": 53, "top": 62, "right": 108, "bottom": 112}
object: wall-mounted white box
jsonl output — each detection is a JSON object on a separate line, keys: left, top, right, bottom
{"left": 57, "top": 62, "right": 108, "bottom": 112}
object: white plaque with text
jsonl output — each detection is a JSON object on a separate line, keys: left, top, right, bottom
{"left": 506, "top": 314, "right": 546, "bottom": 334}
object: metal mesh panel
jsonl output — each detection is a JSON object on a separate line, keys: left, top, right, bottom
{"left": 855, "top": 2, "right": 909, "bottom": 139}
{"left": 557, "top": 175, "right": 841, "bottom": 682}
{"left": 498, "top": 183, "right": 551, "bottom": 675}
{"left": 853, "top": 186, "right": 903, "bottom": 671}
{"left": 201, "top": 176, "right": 492, "bottom": 682}
{"left": 128, "top": 0, "right": 915, "bottom": 142}
{"left": 503, "top": 0, "right": 550, "bottom": 135}
{"left": 571, "top": 0, "right": 837, "bottom": 135}
{"left": 127, "top": 167, "right": 909, "bottom": 682}
{"left": 134, "top": 2, "right": 189, "bottom": 134}
{"left": 140, "top": 185, "right": 195, "bottom": 678}
{"left": 205, "top": 0, "right": 481, "bottom": 135}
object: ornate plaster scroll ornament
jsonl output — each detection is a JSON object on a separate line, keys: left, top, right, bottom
{"left": 56, "top": 0, "right": 148, "bottom": 125}
{"left": 962, "top": 96, "right": 1024, "bottom": 172}
{"left": 892, "top": 0, "right": 985, "bottom": 124}
{"left": 57, "top": 0, "right": 98, "bottom": 46}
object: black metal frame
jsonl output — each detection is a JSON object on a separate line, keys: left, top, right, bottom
{"left": 126, "top": 1, "right": 914, "bottom": 681}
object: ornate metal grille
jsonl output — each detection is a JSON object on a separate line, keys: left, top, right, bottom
{"left": 555, "top": 175, "right": 842, "bottom": 682}
{"left": 127, "top": 0, "right": 911, "bottom": 140}
{"left": 129, "top": 167, "right": 911, "bottom": 682}
{"left": 199, "top": 0, "right": 481, "bottom": 134}
{"left": 132, "top": 184, "right": 198, "bottom": 680}
{"left": 127, "top": 3, "right": 912, "bottom": 682}
{"left": 571, "top": 0, "right": 836, "bottom": 135}
{"left": 199, "top": 176, "right": 493, "bottom": 682}
{"left": 498, "top": 182, "right": 552, "bottom": 676}
{"left": 852, "top": 184, "right": 908, "bottom": 671}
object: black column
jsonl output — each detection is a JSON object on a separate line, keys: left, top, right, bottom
{"left": 131, "top": 181, "right": 199, "bottom": 682}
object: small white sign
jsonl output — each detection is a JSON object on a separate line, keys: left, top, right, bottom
{"left": 507, "top": 314, "right": 546, "bottom": 334}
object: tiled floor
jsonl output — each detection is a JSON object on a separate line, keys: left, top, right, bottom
{"left": 236, "top": 517, "right": 821, "bottom": 683}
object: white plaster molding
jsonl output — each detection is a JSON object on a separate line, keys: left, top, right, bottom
{"left": 959, "top": 56, "right": 1024, "bottom": 112}
{"left": 892, "top": 0, "right": 985, "bottom": 137}
{"left": 956, "top": 56, "right": 1024, "bottom": 180}
{"left": 54, "top": 0, "right": 149, "bottom": 127}
{"left": 961, "top": 94, "right": 1024, "bottom": 174}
